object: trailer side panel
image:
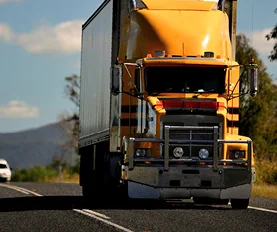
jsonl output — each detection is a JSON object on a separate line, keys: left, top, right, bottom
{"left": 79, "top": 0, "right": 113, "bottom": 147}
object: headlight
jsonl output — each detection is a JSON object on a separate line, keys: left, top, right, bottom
{"left": 135, "top": 149, "right": 151, "bottom": 157}
{"left": 173, "top": 147, "right": 184, "bottom": 158}
{"left": 199, "top": 148, "right": 209, "bottom": 159}
{"left": 230, "top": 150, "right": 245, "bottom": 159}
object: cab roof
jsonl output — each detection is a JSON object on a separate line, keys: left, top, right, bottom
{"left": 142, "top": 0, "right": 217, "bottom": 11}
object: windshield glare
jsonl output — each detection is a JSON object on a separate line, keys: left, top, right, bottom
{"left": 145, "top": 66, "right": 226, "bottom": 94}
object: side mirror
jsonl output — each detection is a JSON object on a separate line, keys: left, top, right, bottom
{"left": 111, "top": 65, "right": 122, "bottom": 95}
{"left": 250, "top": 63, "right": 258, "bottom": 97}
{"left": 134, "top": 67, "right": 143, "bottom": 98}
{"left": 134, "top": 67, "right": 141, "bottom": 92}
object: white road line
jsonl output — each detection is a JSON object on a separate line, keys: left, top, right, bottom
{"left": 12, "top": 186, "right": 42, "bottom": 197}
{"left": 0, "top": 183, "right": 42, "bottom": 197}
{"left": 0, "top": 183, "right": 31, "bottom": 195}
{"left": 2, "top": 183, "right": 276, "bottom": 225}
{"left": 73, "top": 209, "right": 134, "bottom": 232}
{"left": 248, "top": 206, "right": 277, "bottom": 214}
{"left": 82, "top": 209, "right": 111, "bottom": 219}
{"left": 227, "top": 202, "right": 277, "bottom": 214}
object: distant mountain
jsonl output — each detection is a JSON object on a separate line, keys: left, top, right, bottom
{"left": 0, "top": 123, "right": 77, "bottom": 169}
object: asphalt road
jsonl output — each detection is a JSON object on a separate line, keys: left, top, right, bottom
{"left": 0, "top": 182, "right": 276, "bottom": 232}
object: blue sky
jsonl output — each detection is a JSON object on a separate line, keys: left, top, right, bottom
{"left": 0, "top": 0, "right": 276, "bottom": 133}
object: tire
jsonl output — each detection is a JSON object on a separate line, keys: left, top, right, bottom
{"left": 0, "top": 178, "right": 7, "bottom": 183}
{"left": 82, "top": 185, "right": 96, "bottom": 198}
{"left": 231, "top": 199, "right": 249, "bottom": 209}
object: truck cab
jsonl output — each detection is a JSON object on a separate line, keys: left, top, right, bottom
{"left": 79, "top": 0, "right": 257, "bottom": 209}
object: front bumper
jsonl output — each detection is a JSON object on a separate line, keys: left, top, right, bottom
{"left": 127, "top": 166, "right": 253, "bottom": 199}
{"left": 125, "top": 125, "right": 254, "bottom": 200}
{"left": 0, "top": 172, "right": 11, "bottom": 181}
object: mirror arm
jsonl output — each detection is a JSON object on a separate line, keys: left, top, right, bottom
{"left": 227, "top": 63, "right": 258, "bottom": 101}
{"left": 123, "top": 63, "right": 133, "bottom": 79}
{"left": 228, "top": 78, "right": 240, "bottom": 100}
{"left": 228, "top": 91, "right": 249, "bottom": 101}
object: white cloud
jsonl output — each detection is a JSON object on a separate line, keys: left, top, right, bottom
{"left": 0, "top": 20, "right": 83, "bottom": 54}
{"left": 0, "top": 0, "right": 24, "bottom": 5}
{"left": 243, "top": 29, "right": 275, "bottom": 56}
{"left": 0, "top": 23, "right": 14, "bottom": 42}
{"left": 0, "top": 101, "right": 39, "bottom": 118}
{"left": 18, "top": 20, "right": 83, "bottom": 54}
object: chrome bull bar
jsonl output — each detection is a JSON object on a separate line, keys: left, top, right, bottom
{"left": 128, "top": 126, "right": 252, "bottom": 172}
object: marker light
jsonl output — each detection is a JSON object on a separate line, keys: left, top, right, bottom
{"left": 154, "top": 50, "right": 165, "bottom": 57}
{"left": 136, "top": 149, "right": 146, "bottom": 157}
{"left": 229, "top": 150, "right": 245, "bottom": 159}
{"left": 135, "top": 149, "right": 151, "bottom": 157}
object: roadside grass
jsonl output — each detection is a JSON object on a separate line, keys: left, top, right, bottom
{"left": 252, "top": 184, "right": 277, "bottom": 199}
{"left": 255, "top": 160, "right": 277, "bottom": 185}
{"left": 48, "top": 171, "right": 79, "bottom": 183}
{"left": 252, "top": 160, "right": 277, "bottom": 198}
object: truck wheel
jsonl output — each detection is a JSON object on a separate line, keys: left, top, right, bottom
{"left": 231, "top": 199, "right": 249, "bottom": 209}
{"left": 82, "top": 185, "right": 96, "bottom": 198}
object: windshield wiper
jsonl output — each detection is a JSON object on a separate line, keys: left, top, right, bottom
{"left": 192, "top": 89, "right": 215, "bottom": 93}
{"left": 191, "top": 89, "right": 216, "bottom": 98}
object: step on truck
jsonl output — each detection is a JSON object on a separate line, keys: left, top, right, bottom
{"left": 78, "top": 0, "right": 258, "bottom": 209}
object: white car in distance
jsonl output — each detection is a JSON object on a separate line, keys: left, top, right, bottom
{"left": 0, "top": 159, "right": 12, "bottom": 182}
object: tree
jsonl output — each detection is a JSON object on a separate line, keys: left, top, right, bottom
{"left": 65, "top": 74, "right": 80, "bottom": 107}
{"left": 265, "top": 8, "right": 277, "bottom": 61}
{"left": 236, "top": 34, "right": 277, "bottom": 160}
{"left": 59, "top": 74, "right": 80, "bottom": 154}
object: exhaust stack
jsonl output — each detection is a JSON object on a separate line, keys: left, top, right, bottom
{"left": 221, "top": 0, "right": 237, "bottom": 60}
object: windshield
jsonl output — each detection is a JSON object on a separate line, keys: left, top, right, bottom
{"left": 0, "top": 164, "right": 7, "bottom": 169}
{"left": 145, "top": 66, "right": 226, "bottom": 94}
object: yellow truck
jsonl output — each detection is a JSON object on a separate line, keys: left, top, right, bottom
{"left": 79, "top": 0, "right": 258, "bottom": 209}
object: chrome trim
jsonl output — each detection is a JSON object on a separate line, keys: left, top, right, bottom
{"left": 133, "top": 158, "right": 251, "bottom": 163}
{"left": 128, "top": 182, "right": 252, "bottom": 200}
{"left": 128, "top": 126, "right": 253, "bottom": 171}
{"left": 134, "top": 158, "right": 248, "bottom": 164}
{"left": 164, "top": 126, "right": 170, "bottom": 171}
{"left": 247, "top": 140, "right": 252, "bottom": 171}
{"left": 213, "top": 126, "right": 218, "bottom": 171}
{"left": 218, "top": 139, "right": 251, "bottom": 143}
{"left": 167, "top": 126, "right": 218, "bottom": 130}
{"left": 129, "top": 138, "right": 135, "bottom": 170}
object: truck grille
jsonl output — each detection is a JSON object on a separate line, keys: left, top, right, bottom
{"left": 169, "top": 128, "right": 214, "bottom": 140}
{"left": 160, "top": 115, "right": 223, "bottom": 159}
